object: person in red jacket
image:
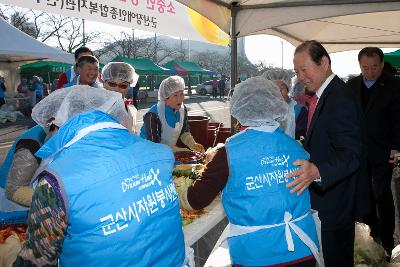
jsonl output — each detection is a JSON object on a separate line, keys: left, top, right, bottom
{"left": 56, "top": 46, "right": 94, "bottom": 89}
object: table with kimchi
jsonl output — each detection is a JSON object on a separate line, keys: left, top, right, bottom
{"left": 174, "top": 150, "right": 226, "bottom": 247}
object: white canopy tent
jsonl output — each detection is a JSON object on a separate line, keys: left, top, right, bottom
{"left": 0, "top": 17, "right": 74, "bottom": 91}
{"left": 176, "top": 0, "right": 400, "bottom": 86}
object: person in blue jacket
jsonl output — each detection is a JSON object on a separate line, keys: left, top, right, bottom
{"left": 32, "top": 76, "right": 44, "bottom": 103}
{"left": 13, "top": 85, "right": 187, "bottom": 266}
{"left": 177, "top": 77, "right": 323, "bottom": 267}
{"left": 140, "top": 75, "right": 204, "bottom": 153}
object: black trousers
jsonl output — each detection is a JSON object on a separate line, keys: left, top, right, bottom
{"left": 212, "top": 88, "right": 218, "bottom": 98}
{"left": 363, "top": 161, "right": 395, "bottom": 254}
{"left": 321, "top": 223, "right": 355, "bottom": 267}
{"left": 219, "top": 88, "right": 225, "bottom": 98}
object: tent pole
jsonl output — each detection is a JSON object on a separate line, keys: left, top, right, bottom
{"left": 82, "top": 19, "right": 86, "bottom": 46}
{"left": 187, "top": 75, "right": 192, "bottom": 95}
{"left": 230, "top": 2, "right": 238, "bottom": 133}
{"left": 230, "top": 3, "right": 238, "bottom": 91}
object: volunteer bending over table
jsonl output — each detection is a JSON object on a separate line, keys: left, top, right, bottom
{"left": 13, "top": 86, "right": 187, "bottom": 266}
{"left": 140, "top": 76, "right": 205, "bottom": 152}
{"left": 0, "top": 121, "right": 57, "bottom": 208}
{"left": 178, "top": 77, "right": 323, "bottom": 267}
{"left": 101, "top": 61, "right": 140, "bottom": 133}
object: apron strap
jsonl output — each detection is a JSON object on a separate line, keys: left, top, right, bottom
{"left": 223, "top": 211, "right": 324, "bottom": 266}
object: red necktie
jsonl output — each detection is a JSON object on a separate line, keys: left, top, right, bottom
{"left": 306, "top": 95, "right": 319, "bottom": 131}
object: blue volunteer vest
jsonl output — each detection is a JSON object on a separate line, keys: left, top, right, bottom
{"left": 223, "top": 128, "right": 319, "bottom": 266}
{"left": 0, "top": 125, "right": 46, "bottom": 189}
{"left": 37, "top": 110, "right": 185, "bottom": 267}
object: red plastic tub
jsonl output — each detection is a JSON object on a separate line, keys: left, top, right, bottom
{"left": 187, "top": 115, "right": 210, "bottom": 148}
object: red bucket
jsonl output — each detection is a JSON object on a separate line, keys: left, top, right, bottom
{"left": 187, "top": 115, "right": 210, "bottom": 148}
{"left": 216, "top": 128, "right": 232, "bottom": 144}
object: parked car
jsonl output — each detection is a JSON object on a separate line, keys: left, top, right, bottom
{"left": 195, "top": 80, "right": 230, "bottom": 96}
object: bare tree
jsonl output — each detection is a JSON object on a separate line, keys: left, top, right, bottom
{"left": 97, "top": 32, "right": 185, "bottom": 65}
{"left": 192, "top": 50, "right": 230, "bottom": 76}
{"left": 48, "top": 16, "right": 100, "bottom": 53}
{"left": 97, "top": 31, "right": 154, "bottom": 62}
{"left": 0, "top": 5, "right": 100, "bottom": 53}
{"left": 144, "top": 34, "right": 184, "bottom": 64}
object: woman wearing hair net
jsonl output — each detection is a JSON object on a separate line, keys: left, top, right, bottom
{"left": 13, "top": 85, "right": 186, "bottom": 266}
{"left": 178, "top": 77, "right": 322, "bottom": 267}
{"left": 101, "top": 62, "right": 140, "bottom": 133}
{"left": 140, "top": 75, "right": 205, "bottom": 153}
{"left": 262, "top": 69, "right": 304, "bottom": 139}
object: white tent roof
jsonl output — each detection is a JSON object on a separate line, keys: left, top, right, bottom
{"left": 0, "top": 17, "right": 74, "bottom": 66}
{"left": 177, "top": 0, "right": 400, "bottom": 53}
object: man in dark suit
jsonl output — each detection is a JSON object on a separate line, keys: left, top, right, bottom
{"left": 347, "top": 47, "right": 400, "bottom": 258}
{"left": 287, "top": 40, "right": 364, "bottom": 267}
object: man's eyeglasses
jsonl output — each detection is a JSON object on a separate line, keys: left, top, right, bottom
{"left": 106, "top": 81, "right": 129, "bottom": 89}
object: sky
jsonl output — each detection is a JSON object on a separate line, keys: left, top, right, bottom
{"left": 86, "top": 21, "right": 398, "bottom": 79}
{"left": 244, "top": 35, "right": 398, "bottom": 78}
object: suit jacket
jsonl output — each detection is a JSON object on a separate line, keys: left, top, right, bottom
{"left": 304, "top": 75, "right": 365, "bottom": 230}
{"left": 347, "top": 74, "right": 400, "bottom": 164}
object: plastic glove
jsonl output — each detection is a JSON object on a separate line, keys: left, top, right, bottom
{"left": 192, "top": 143, "right": 205, "bottom": 153}
{"left": 5, "top": 148, "right": 38, "bottom": 203}
{"left": 12, "top": 186, "right": 33, "bottom": 207}
{"left": 168, "top": 145, "right": 190, "bottom": 153}
{"left": 0, "top": 233, "right": 22, "bottom": 267}
{"left": 180, "top": 132, "right": 205, "bottom": 153}
{"left": 173, "top": 176, "right": 193, "bottom": 211}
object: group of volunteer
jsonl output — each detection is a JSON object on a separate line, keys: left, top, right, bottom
{"left": 0, "top": 55, "right": 323, "bottom": 266}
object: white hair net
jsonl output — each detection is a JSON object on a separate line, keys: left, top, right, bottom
{"left": 290, "top": 77, "right": 305, "bottom": 100}
{"left": 230, "top": 77, "right": 288, "bottom": 127}
{"left": 102, "top": 62, "right": 139, "bottom": 86}
{"left": 32, "top": 85, "right": 127, "bottom": 127}
{"left": 262, "top": 69, "right": 291, "bottom": 91}
{"left": 158, "top": 76, "right": 185, "bottom": 100}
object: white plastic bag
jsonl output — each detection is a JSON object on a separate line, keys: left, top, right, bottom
{"left": 182, "top": 246, "right": 195, "bottom": 267}
{"left": 354, "top": 223, "right": 386, "bottom": 266}
{"left": 392, "top": 244, "right": 400, "bottom": 263}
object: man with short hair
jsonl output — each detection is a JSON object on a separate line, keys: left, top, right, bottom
{"left": 56, "top": 46, "right": 94, "bottom": 89}
{"left": 63, "top": 55, "right": 101, "bottom": 88}
{"left": 287, "top": 40, "right": 366, "bottom": 267}
{"left": 347, "top": 47, "right": 400, "bottom": 259}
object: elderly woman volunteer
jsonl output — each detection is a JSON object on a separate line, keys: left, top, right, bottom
{"left": 178, "top": 77, "right": 322, "bottom": 267}
{"left": 263, "top": 69, "right": 301, "bottom": 139}
{"left": 140, "top": 76, "right": 204, "bottom": 152}
{"left": 101, "top": 61, "right": 139, "bottom": 133}
{"left": 13, "top": 85, "right": 186, "bottom": 267}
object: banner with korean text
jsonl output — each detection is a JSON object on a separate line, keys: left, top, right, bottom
{"left": 0, "top": 0, "right": 229, "bottom": 46}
